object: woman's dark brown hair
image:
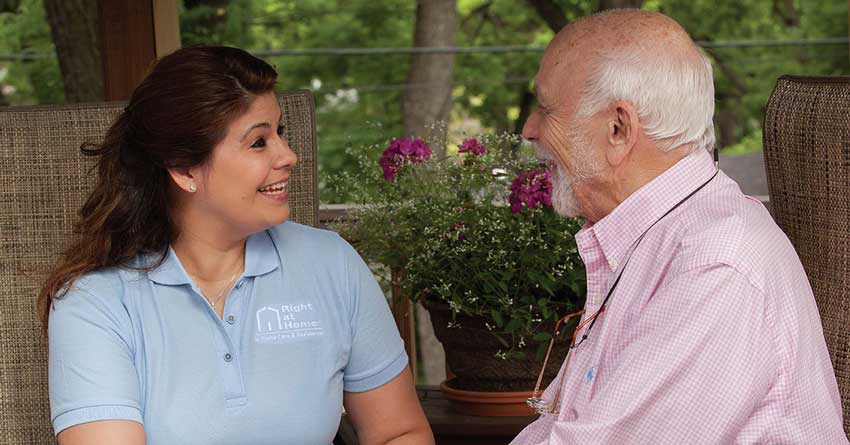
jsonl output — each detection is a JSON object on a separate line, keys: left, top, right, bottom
{"left": 37, "top": 46, "right": 278, "bottom": 328}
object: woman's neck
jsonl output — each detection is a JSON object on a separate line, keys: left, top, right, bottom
{"left": 171, "top": 230, "right": 246, "bottom": 281}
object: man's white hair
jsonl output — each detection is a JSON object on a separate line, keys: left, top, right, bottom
{"left": 577, "top": 46, "right": 716, "bottom": 154}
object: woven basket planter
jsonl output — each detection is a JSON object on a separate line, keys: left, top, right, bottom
{"left": 424, "top": 299, "right": 570, "bottom": 416}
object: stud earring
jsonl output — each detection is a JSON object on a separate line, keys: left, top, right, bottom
{"left": 188, "top": 183, "right": 197, "bottom": 193}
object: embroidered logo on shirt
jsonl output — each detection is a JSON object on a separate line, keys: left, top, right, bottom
{"left": 254, "top": 303, "right": 324, "bottom": 344}
{"left": 585, "top": 366, "right": 596, "bottom": 384}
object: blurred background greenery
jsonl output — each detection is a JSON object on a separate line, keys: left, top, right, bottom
{"left": 1, "top": 0, "right": 847, "bottom": 202}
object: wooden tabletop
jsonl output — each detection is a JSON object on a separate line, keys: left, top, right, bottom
{"left": 336, "top": 385, "right": 538, "bottom": 445}
{"left": 418, "top": 386, "right": 537, "bottom": 438}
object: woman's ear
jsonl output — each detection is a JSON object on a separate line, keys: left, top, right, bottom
{"left": 167, "top": 167, "right": 198, "bottom": 193}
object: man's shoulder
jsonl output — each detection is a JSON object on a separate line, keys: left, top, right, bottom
{"left": 669, "top": 187, "right": 792, "bottom": 291}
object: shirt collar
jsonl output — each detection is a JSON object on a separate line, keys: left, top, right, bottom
{"left": 148, "top": 230, "right": 279, "bottom": 286}
{"left": 576, "top": 148, "right": 717, "bottom": 273}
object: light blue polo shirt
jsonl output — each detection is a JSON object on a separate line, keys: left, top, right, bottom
{"left": 48, "top": 222, "right": 408, "bottom": 444}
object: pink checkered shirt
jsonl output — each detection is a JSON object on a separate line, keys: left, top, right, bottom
{"left": 512, "top": 149, "right": 847, "bottom": 444}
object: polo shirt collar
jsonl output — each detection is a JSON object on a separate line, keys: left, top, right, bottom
{"left": 576, "top": 148, "right": 717, "bottom": 273}
{"left": 148, "top": 229, "right": 279, "bottom": 286}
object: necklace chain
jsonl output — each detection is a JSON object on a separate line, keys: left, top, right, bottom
{"left": 192, "top": 271, "right": 240, "bottom": 308}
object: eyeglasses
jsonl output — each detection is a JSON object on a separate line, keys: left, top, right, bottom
{"left": 526, "top": 306, "right": 606, "bottom": 415}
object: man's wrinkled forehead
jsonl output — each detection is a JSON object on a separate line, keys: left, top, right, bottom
{"left": 535, "top": 33, "right": 591, "bottom": 99}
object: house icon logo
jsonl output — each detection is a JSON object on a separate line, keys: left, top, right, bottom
{"left": 256, "top": 306, "right": 282, "bottom": 332}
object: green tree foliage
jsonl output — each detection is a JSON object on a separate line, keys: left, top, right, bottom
{"left": 0, "top": 0, "right": 63, "bottom": 105}
{"left": 181, "top": 0, "right": 415, "bottom": 201}
{"left": 653, "top": 0, "right": 849, "bottom": 150}
{"left": 1, "top": 0, "right": 847, "bottom": 200}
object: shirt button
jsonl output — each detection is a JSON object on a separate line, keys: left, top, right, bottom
{"left": 235, "top": 280, "right": 244, "bottom": 289}
{"left": 224, "top": 353, "right": 233, "bottom": 362}
{"left": 227, "top": 315, "right": 236, "bottom": 324}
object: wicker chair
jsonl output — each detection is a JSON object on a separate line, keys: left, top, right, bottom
{"left": 763, "top": 75, "right": 850, "bottom": 436}
{"left": 0, "top": 90, "right": 318, "bottom": 444}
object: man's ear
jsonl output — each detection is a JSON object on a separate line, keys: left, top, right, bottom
{"left": 605, "top": 101, "right": 640, "bottom": 167}
{"left": 167, "top": 167, "right": 199, "bottom": 193}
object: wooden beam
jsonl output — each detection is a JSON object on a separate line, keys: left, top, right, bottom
{"left": 98, "top": 0, "right": 181, "bottom": 101}
{"left": 153, "top": 0, "right": 182, "bottom": 57}
{"left": 391, "top": 269, "right": 417, "bottom": 379}
{"left": 99, "top": 0, "right": 156, "bottom": 101}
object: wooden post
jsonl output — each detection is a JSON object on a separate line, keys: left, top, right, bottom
{"left": 391, "top": 269, "right": 417, "bottom": 379}
{"left": 153, "top": 0, "right": 182, "bottom": 57}
{"left": 98, "top": 0, "right": 181, "bottom": 101}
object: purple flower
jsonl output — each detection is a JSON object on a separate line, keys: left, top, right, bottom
{"left": 509, "top": 169, "right": 553, "bottom": 213}
{"left": 458, "top": 138, "right": 488, "bottom": 156}
{"left": 379, "top": 137, "right": 432, "bottom": 181}
{"left": 448, "top": 222, "right": 467, "bottom": 242}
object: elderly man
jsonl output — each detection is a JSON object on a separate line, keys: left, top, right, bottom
{"left": 513, "top": 10, "right": 846, "bottom": 444}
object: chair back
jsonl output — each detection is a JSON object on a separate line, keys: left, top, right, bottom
{"left": 763, "top": 75, "right": 850, "bottom": 435}
{"left": 0, "top": 90, "right": 318, "bottom": 443}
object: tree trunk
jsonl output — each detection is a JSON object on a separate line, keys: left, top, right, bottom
{"left": 717, "top": 104, "right": 738, "bottom": 149}
{"left": 401, "top": 0, "right": 457, "bottom": 155}
{"left": 43, "top": 0, "right": 103, "bottom": 103}
{"left": 403, "top": 1, "right": 456, "bottom": 382}
{"left": 514, "top": 86, "right": 535, "bottom": 135}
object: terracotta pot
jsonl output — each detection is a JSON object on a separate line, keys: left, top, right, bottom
{"left": 423, "top": 299, "right": 570, "bottom": 392}
{"left": 440, "top": 378, "right": 537, "bottom": 417}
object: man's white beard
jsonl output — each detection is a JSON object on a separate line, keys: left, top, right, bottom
{"left": 532, "top": 128, "right": 599, "bottom": 218}
{"left": 549, "top": 162, "right": 583, "bottom": 217}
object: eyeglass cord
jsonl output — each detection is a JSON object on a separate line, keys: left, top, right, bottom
{"left": 571, "top": 167, "right": 720, "bottom": 350}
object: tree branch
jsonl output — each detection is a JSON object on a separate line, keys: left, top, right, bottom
{"left": 0, "top": 0, "right": 19, "bottom": 13}
{"left": 525, "top": 0, "right": 568, "bottom": 32}
{"left": 597, "top": 0, "right": 644, "bottom": 11}
{"left": 772, "top": 0, "right": 800, "bottom": 27}
{"left": 703, "top": 47, "right": 747, "bottom": 96}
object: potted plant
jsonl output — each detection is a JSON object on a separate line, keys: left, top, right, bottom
{"left": 332, "top": 134, "right": 586, "bottom": 416}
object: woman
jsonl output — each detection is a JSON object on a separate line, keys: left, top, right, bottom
{"left": 39, "top": 46, "right": 433, "bottom": 445}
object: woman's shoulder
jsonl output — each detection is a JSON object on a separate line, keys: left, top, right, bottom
{"left": 266, "top": 221, "right": 352, "bottom": 256}
{"left": 54, "top": 261, "right": 151, "bottom": 312}
{"left": 69, "top": 267, "right": 125, "bottom": 298}
{"left": 49, "top": 266, "right": 133, "bottom": 328}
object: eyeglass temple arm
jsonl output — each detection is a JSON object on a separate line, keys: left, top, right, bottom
{"left": 531, "top": 310, "right": 586, "bottom": 396}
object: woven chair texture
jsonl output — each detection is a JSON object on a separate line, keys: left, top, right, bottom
{"left": 763, "top": 75, "right": 850, "bottom": 437}
{"left": 0, "top": 90, "right": 318, "bottom": 443}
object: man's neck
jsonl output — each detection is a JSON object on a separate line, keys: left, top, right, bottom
{"left": 583, "top": 147, "right": 690, "bottom": 222}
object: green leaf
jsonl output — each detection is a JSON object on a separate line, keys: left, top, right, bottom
{"left": 491, "top": 309, "right": 504, "bottom": 328}
{"left": 533, "top": 332, "right": 552, "bottom": 342}
{"left": 505, "top": 317, "right": 523, "bottom": 333}
{"left": 536, "top": 341, "right": 550, "bottom": 362}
